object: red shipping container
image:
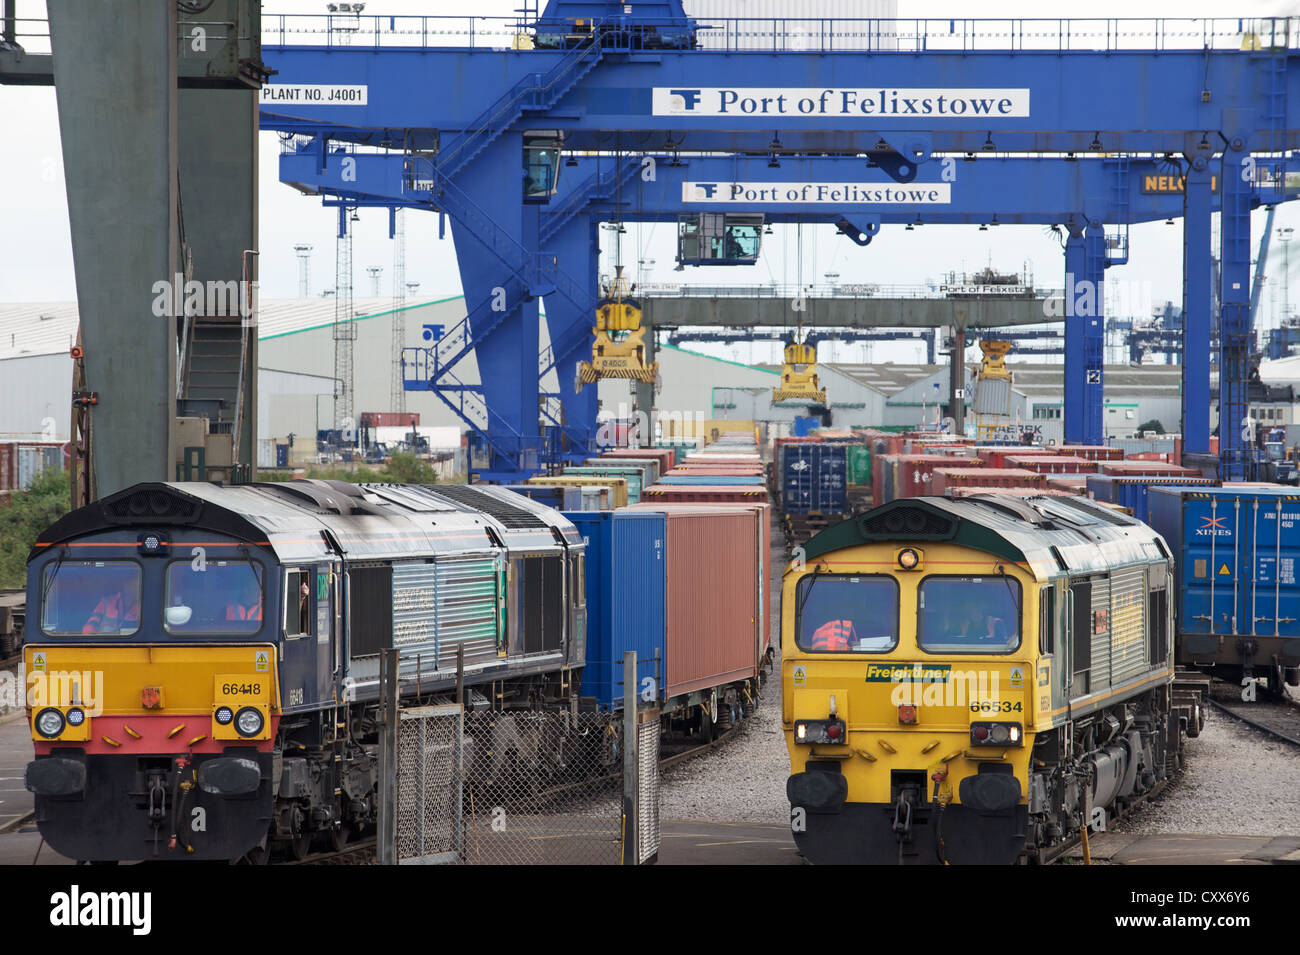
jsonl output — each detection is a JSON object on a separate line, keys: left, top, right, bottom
{"left": 1126, "top": 451, "right": 1171, "bottom": 462}
{"left": 641, "top": 484, "right": 769, "bottom": 504}
{"left": 601, "top": 448, "right": 674, "bottom": 474}
{"left": 1056, "top": 445, "right": 1123, "bottom": 461}
{"left": 976, "top": 447, "right": 1055, "bottom": 469}
{"left": 628, "top": 500, "right": 772, "bottom": 659}
{"left": 622, "top": 505, "right": 761, "bottom": 697}
{"left": 1099, "top": 461, "right": 1200, "bottom": 478}
{"left": 893, "top": 454, "right": 985, "bottom": 499}
{"left": 1003, "top": 454, "right": 1099, "bottom": 474}
{"left": 360, "top": 411, "right": 421, "bottom": 428}
{"left": 931, "top": 467, "right": 1045, "bottom": 494}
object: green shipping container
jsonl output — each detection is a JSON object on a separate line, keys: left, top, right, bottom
{"left": 846, "top": 445, "right": 872, "bottom": 486}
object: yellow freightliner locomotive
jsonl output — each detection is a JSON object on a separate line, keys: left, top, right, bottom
{"left": 783, "top": 494, "right": 1201, "bottom": 865}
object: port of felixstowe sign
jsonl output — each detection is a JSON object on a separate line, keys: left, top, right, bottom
{"left": 653, "top": 87, "right": 1029, "bottom": 118}
{"left": 682, "top": 181, "right": 951, "bottom": 204}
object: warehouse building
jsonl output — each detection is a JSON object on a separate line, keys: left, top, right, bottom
{"left": 5, "top": 297, "right": 1299, "bottom": 452}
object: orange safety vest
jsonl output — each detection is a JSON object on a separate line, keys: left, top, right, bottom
{"left": 810, "top": 618, "right": 855, "bottom": 652}
{"left": 83, "top": 592, "right": 139, "bottom": 633}
{"left": 225, "top": 602, "right": 262, "bottom": 623}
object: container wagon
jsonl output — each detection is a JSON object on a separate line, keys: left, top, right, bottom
{"left": 1147, "top": 486, "right": 1300, "bottom": 694}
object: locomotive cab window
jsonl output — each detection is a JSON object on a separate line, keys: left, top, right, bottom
{"left": 572, "top": 554, "right": 586, "bottom": 609}
{"left": 918, "top": 576, "right": 1021, "bottom": 653}
{"left": 164, "top": 560, "right": 263, "bottom": 634}
{"left": 41, "top": 560, "right": 142, "bottom": 636}
{"left": 285, "top": 568, "right": 313, "bottom": 636}
{"left": 795, "top": 574, "right": 899, "bottom": 653}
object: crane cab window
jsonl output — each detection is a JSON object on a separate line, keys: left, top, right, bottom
{"left": 164, "top": 560, "right": 263, "bottom": 634}
{"left": 42, "top": 561, "right": 142, "bottom": 636}
{"left": 918, "top": 576, "right": 1021, "bottom": 653}
{"left": 795, "top": 574, "right": 898, "bottom": 653}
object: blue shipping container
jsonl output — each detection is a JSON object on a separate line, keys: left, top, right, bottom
{"left": 1084, "top": 475, "right": 1218, "bottom": 521}
{"left": 658, "top": 474, "right": 763, "bottom": 485}
{"left": 781, "top": 444, "right": 848, "bottom": 514}
{"left": 565, "top": 510, "right": 667, "bottom": 709}
{"left": 1148, "top": 486, "right": 1300, "bottom": 644}
{"left": 502, "top": 484, "right": 583, "bottom": 511}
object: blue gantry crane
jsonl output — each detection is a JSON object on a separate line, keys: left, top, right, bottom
{"left": 258, "top": 6, "right": 1300, "bottom": 480}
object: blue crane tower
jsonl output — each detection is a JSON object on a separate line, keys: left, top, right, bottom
{"left": 263, "top": 8, "right": 1300, "bottom": 480}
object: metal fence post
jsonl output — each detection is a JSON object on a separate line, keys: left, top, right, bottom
{"left": 622, "top": 650, "right": 638, "bottom": 865}
{"left": 376, "top": 647, "right": 399, "bottom": 865}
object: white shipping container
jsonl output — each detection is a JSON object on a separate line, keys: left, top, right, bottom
{"left": 257, "top": 438, "right": 279, "bottom": 469}
{"left": 683, "top": 0, "right": 899, "bottom": 50}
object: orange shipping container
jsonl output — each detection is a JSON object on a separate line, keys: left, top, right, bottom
{"left": 1056, "top": 445, "right": 1123, "bottom": 461}
{"left": 1003, "top": 454, "right": 1099, "bottom": 474}
{"left": 931, "top": 468, "right": 1046, "bottom": 494}
{"left": 624, "top": 505, "right": 762, "bottom": 697}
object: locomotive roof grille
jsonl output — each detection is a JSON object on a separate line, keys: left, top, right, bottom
{"left": 859, "top": 506, "right": 955, "bottom": 540}
{"left": 102, "top": 485, "right": 201, "bottom": 524}
{"left": 422, "top": 485, "right": 547, "bottom": 529}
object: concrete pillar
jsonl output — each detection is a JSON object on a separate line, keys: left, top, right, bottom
{"left": 48, "top": 0, "right": 178, "bottom": 495}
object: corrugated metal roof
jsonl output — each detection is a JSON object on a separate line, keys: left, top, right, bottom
{"left": 0, "top": 296, "right": 463, "bottom": 361}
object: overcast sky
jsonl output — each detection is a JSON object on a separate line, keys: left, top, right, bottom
{"left": 4, "top": 0, "right": 1300, "bottom": 366}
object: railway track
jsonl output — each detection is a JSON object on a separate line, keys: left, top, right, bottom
{"left": 1207, "top": 683, "right": 1300, "bottom": 749}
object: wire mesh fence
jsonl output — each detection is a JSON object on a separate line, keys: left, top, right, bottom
{"left": 395, "top": 704, "right": 464, "bottom": 865}
{"left": 455, "top": 710, "right": 625, "bottom": 865}
{"left": 635, "top": 708, "right": 662, "bottom": 864}
{"left": 382, "top": 649, "right": 661, "bottom": 865}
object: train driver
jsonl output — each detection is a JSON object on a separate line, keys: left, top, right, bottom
{"left": 798, "top": 577, "right": 897, "bottom": 652}
{"left": 225, "top": 575, "right": 263, "bottom": 623}
{"left": 934, "top": 602, "right": 1009, "bottom": 648}
{"left": 82, "top": 589, "right": 139, "bottom": 634}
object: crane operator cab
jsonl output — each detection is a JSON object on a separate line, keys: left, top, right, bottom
{"left": 677, "top": 213, "right": 764, "bottom": 266}
{"left": 524, "top": 131, "right": 565, "bottom": 203}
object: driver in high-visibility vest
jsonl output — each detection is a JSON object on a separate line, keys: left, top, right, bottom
{"left": 82, "top": 590, "right": 139, "bottom": 633}
{"left": 225, "top": 576, "right": 263, "bottom": 623}
{"left": 809, "top": 618, "right": 856, "bottom": 652}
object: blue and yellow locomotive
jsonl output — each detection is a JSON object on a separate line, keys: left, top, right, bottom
{"left": 783, "top": 494, "right": 1203, "bottom": 865}
{"left": 23, "top": 479, "right": 586, "bottom": 862}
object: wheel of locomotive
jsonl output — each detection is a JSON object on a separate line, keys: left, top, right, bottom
{"left": 1186, "top": 700, "right": 1202, "bottom": 739}
{"left": 290, "top": 830, "right": 312, "bottom": 861}
{"left": 329, "top": 822, "right": 350, "bottom": 854}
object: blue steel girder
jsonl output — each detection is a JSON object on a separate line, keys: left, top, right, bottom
{"left": 1219, "top": 123, "right": 1258, "bottom": 479}
{"left": 279, "top": 149, "right": 1294, "bottom": 225}
{"left": 1182, "top": 157, "right": 1214, "bottom": 456}
{"left": 259, "top": 43, "right": 1300, "bottom": 155}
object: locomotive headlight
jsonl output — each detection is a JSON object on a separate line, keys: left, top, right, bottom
{"left": 896, "top": 547, "right": 922, "bottom": 571}
{"left": 793, "top": 719, "right": 847, "bottom": 745}
{"left": 35, "top": 708, "right": 65, "bottom": 739}
{"left": 214, "top": 706, "right": 234, "bottom": 726}
{"left": 970, "top": 722, "right": 1023, "bottom": 747}
{"left": 234, "top": 707, "right": 265, "bottom": 738}
{"left": 65, "top": 708, "right": 85, "bottom": 727}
